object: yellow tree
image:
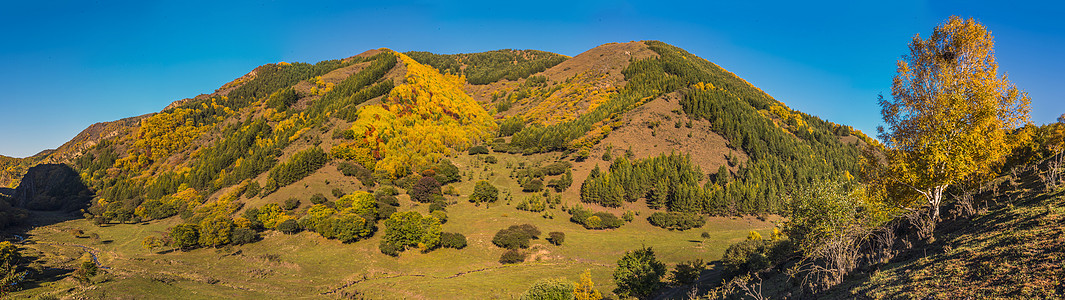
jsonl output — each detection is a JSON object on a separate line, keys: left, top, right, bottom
{"left": 878, "top": 16, "right": 1030, "bottom": 238}
{"left": 573, "top": 269, "right": 602, "bottom": 300}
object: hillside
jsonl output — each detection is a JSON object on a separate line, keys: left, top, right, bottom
{"left": 0, "top": 41, "right": 873, "bottom": 298}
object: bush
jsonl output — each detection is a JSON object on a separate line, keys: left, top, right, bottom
{"left": 568, "top": 206, "right": 624, "bottom": 230}
{"left": 377, "top": 194, "right": 399, "bottom": 207}
{"left": 338, "top": 161, "right": 374, "bottom": 187}
{"left": 277, "top": 219, "right": 300, "bottom": 234}
{"left": 576, "top": 149, "right": 590, "bottom": 161}
{"left": 429, "top": 201, "right": 446, "bottom": 212}
{"left": 440, "top": 232, "right": 467, "bottom": 249}
{"left": 484, "top": 155, "right": 498, "bottom": 164}
{"left": 409, "top": 176, "right": 442, "bottom": 203}
{"left": 520, "top": 277, "right": 575, "bottom": 300}
{"left": 432, "top": 159, "right": 461, "bottom": 184}
{"left": 499, "top": 249, "right": 526, "bottom": 264}
{"left": 468, "top": 145, "right": 490, "bottom": 155}
{"left": 431, "top": 210, "right": 448, "bottom": 224}
{"left": 283, "top": 198, "right": 301, "bottom": 210}
{"left": 332, "top": 188, "right": 345, "bottom": 198}
{"left": 516, "top": 195, "right": 547, "bottom": 212}
{"left": 547, "top": 232, "right": 565, "bottom": 246}
{"left": 469, "top": 180, "right": 499, "bottom": 203}
{"left": 670, "top": 259, "right": 706, "bottom": 285}
{"left": 522, "top": 178, "right": 544, "bottom": 192}
{"left": 379, "top": 240, "right": 401, "bottom": 257}
{"left": 310, "top": 193, "right": 328, "bottom": 204}
{"left": 492, "top": 224, "right": 540, "bottom": 249}
{"left": 377, "top": 204, "right": 397, "bottom": 220}
{"left": 647, "top": 212, "right": 706, "bottom": 231}
{"left": 540, "top": 161, "right": 571, "bottom": 176}
{"left": 375, "top": 186, "right": 399, "bottom": 196}
{"left": 721, "top": 240, "right": 777, "bottom": 277}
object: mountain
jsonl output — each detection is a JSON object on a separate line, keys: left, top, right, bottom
{"left": 1, "top": 41, "right": 875, "bottom": 298}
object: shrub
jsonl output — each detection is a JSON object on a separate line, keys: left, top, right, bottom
{"left": 540, "top": 161, "right": 571, "bottom": 176}
{"left": 469, "top": 180, "right": 499, "bottom": 203}
{"left": 499, "top": 249, "right": 527, "bottom": 264}
{"left": 522, "top": 178, "right": 544, "bottom": 192}
{"left": 520, "top": 278, "right": 575, "bottom": 300}
{"left": 283, "top": 198, "right": 301, "bottom": 210}
{"left": 409, "top": 176, "right": 442, "bottom": 203}
{"left": 375, "top": 186, "right": 399, "bottom": 196}
{"left": 310, "top": 193, "right": 328, "bottom": 204}
{"left": 431, "top": 210, "right": 448, "bottom": 224}
{"left": 568, "top": 206, "right": 624, "bottom": 230}
{"left": 337, "top": 161, "right": 375, "bottom": 187}
{"left": 377, "top": 194, "right": 399, "bottom": 206}
{"left": 230, "top": 228, "right": 258, "bottom": 244}
{"left": 277, "top": 219, "right": 300, "bottom": 234}
{"left": 721, "top": 240, "right": 775, "bottom": 276}
{"left": 515, "top": 224, "right": 542, "bottom": 238}
{"left": 379, "top": 240, "right": 401, "bottom": 257}
{"left": 432, "top": 159, "right": 462, "bottom": 184}
{"left": 516, "top": 195, "right": 547, "bottom": 212}
{"left": 492, "top": 224, "right": 540, "bottom": 249}
{"left": 440, "top": 232, "right": 467, "bottom": 249}
{"left": 468, "top": 145, "right": 490, "bottom": 155}
{"left": 647, "top": 212, "right": 706, "bottom": 231}
{"left": 575, "top": 149, "right": 590, "bottom": 161}
{"left": 547, "top": 232, "right": 565, "bottom": 246}
{"left": 429, "top": 201, "right": 446, "bottom": 212}
{"left": 670, "top": 259, "right": 706, "bottom": 285}
{"left": 332, "top": 188, "right": 345, "bottom": 198}
{"left": 377, "top": 204, "right": 397, "bottom": 220}
{"left": 484, "top": 155, "right": 498, "bottom": 164}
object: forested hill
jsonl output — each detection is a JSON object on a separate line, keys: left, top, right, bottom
{"left": 0, "top": 40, "right": 878, "bottom": 298}
{"left": 0, "top": 40, "right": 874, "bottom": 230}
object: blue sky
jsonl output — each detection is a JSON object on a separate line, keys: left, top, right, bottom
{"left": 1, "top": 0, "right": 1063, "bottom": 157}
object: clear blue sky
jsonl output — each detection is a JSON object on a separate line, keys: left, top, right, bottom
{"left": 2, "top": 0, "right": 1063, "bottom": 158}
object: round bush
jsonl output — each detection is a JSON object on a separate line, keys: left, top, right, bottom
{"left": 499, "top": 249, "right": 526, "bottom": 264}
{"left": 277, "top": 219, "right": 300, "bottom": 234}
{"left": 520, "top": 277, "right": 575, "bottom": 300}
{"left": 283, "top": 198, "right": 301, "bottom": 211}
{"left": 229, "top": 227, "right": 259, "bottom": 245}
{"left": 440, "top": 232, "right": 467, "bottom": 249}
{"left": 310, "top": 193, "right": 328, "bottom": 204}
{"left": 379, "top": 241, "right": 401, "bottom": 257}
{"left": 547, "top": 232, "right": 565, "bottom": 246}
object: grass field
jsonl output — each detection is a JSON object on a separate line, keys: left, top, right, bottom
{"left": 8, "top": 152, "right": 776, "bottom": 299}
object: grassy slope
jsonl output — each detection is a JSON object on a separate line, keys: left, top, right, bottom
{"left": 828, "top": 165, "right": 1065, "bottom": 299}
{"left": 10, "top": 151, "right": 776, "bottom": 299}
